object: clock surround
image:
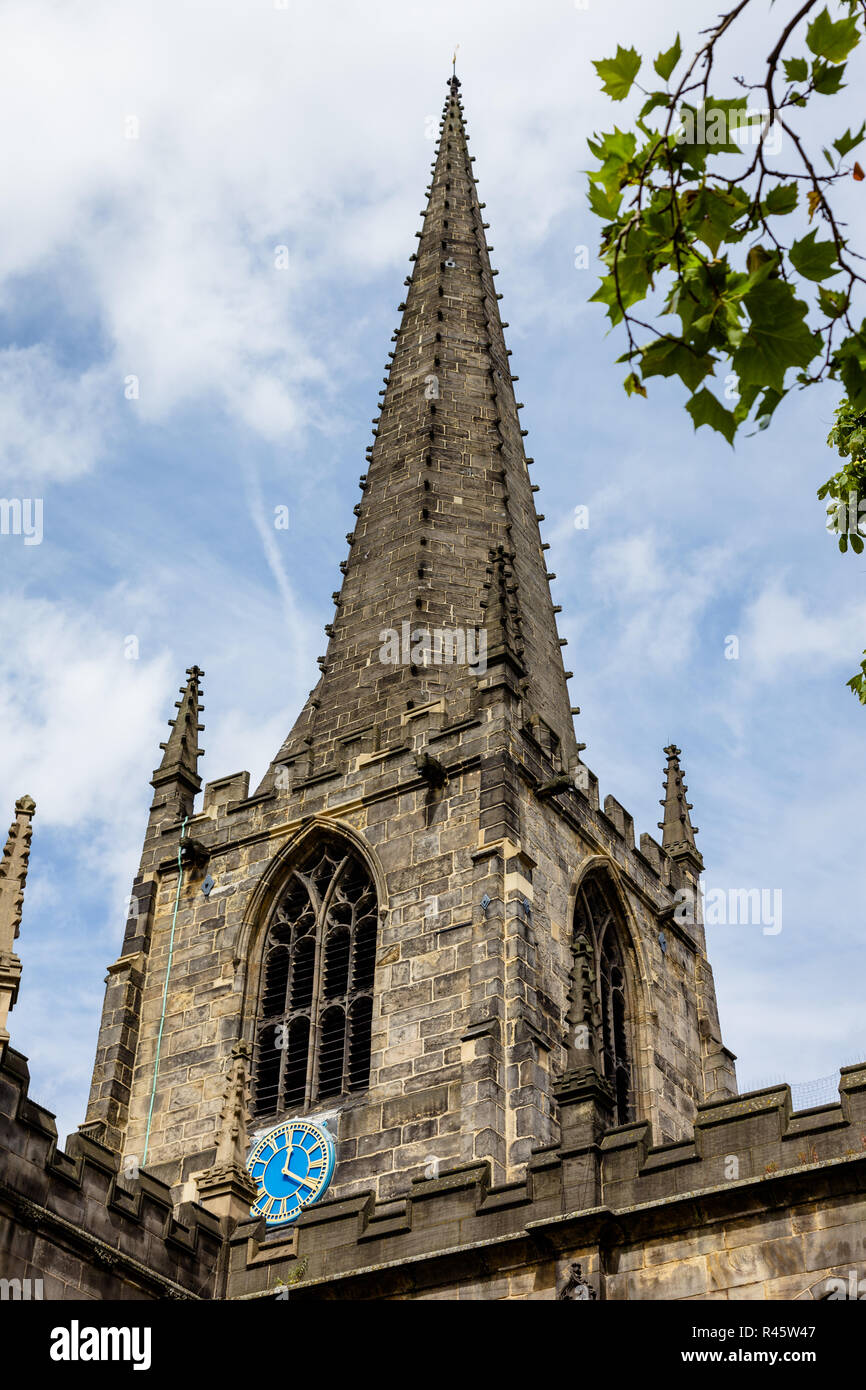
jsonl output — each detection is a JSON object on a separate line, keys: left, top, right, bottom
{"left": 247, "top": 1117, "right": 336, "bottom": 1226}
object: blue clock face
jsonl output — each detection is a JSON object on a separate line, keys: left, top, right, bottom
{"left": 247, "top": 1119, "right": 336, "bottom": 1226}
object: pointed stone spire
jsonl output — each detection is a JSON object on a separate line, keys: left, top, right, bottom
{"left": 263, "top": 73, "right": 576, "bottom": 785}
{"left": 659, "top": 744, "right": 702, "bottom": 868}
{"left": 0, "top": 795, "right": 36, "bottom": 1049}
{"left": 151, "top": 665, "right": 205, "bottom": 816}
{"left": 196, "top": 1040, "right": 258, "bottom": 1223}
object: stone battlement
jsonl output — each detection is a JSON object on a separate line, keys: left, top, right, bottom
{"left": 0, "top": 1045, "right": 222, "bottom": 1300}
{"left": 225, "top": 1064, "right": 866, "bottom": 1300}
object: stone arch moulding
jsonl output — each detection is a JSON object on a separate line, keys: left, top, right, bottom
{"left": 565, "top": 854, "right": 653, "bottom": 1127}
{"left": 235, "top": 815, "right": 389, "bottom": 1038}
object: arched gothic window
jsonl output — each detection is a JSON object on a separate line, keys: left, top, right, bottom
{"left": 572, "top": 874, "right": 634, "bottom": 1126}
{"left": 252, "top": 839, "right": 378, "bottom": 1120}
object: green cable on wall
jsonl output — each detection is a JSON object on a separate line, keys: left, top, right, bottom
{"left": 142, "top": 817, "right": 188, "bottom": 1168}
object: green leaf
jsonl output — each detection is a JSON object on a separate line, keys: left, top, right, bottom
{"left": 851, "top": 533, "right": 864, "bottom": 554}
{"left": 675, "top": 97, "right": 750, "bottom": 160}
{"left": 639, "top": 337, "right": 716, "bottom": 392}
{"left": 833, "top": 331, "right": 866, "bottom": 412}
{"left": 847, "top": 654, "right": 866, "bottom": 704}
{"left": 593, "top": 46, "right": 642, "bottom": 102}
{"left": 739, "top": 245, "right": 781, "bottom": 293}
{"left": 685, "top": 388, "right": 738, "bottom": 445}
{"left": 593, "top": 226, "right": 655, "bottom": 324}
{"left": 654, "top": 34, "right": 682, "bottom": 82}
{"left": 587, "top": 127, "right": 637, "bottom": 164}
{"left": 741, "top": 386, "right": 785, "bottom": 432}
{"left": 833, "top": 122, "right": 866, "bottom": 158}
{"left": 733, "top": 280, "right": 821, "bottom": 394}
{"left": 763, "top": 183, "right": 798, "bottom": 215}
{"left": 639, "top": 91, "right": 673, "bottom": 120}
{"left": 789, "top": 229, "right": 840, "bottom": 281}
{"left": 811, "top": 59, "right": 847, "bottom": 95}
{"left": 587, "top": 181, "right": 621, "bottom": 220}
{"left": 848, "top": 675, "right": 866, "bottom": 703}
{"left": 818, "top": 285, "right": 848, "bottom": 319}
{"left": 806, "top": 6, "right": 860, "bottom": 64}
{"left": 623, "top": 371, "right": 647, "bottom": 398}
{"left": 683, "top": 187, "right": 748, "bottom": 256}
{"left": 782, "top": 57, "right": 809, "bottom": 82}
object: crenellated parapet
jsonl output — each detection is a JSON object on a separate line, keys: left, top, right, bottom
{"left": 0, "top": 1045, "right": 222, "bottom": 1300}
{"left": 224, "top": 1062, "right": 866, "bottom": 1301}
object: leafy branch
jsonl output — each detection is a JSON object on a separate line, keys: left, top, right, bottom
{"left": 587, "top": 2, "right": 866, "bottom": 698}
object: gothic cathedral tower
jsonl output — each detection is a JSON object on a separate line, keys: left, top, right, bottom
{"left": 82, "top": 75, "right": 736, "bottom": 1212}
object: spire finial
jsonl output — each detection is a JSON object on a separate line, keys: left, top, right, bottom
{"left": 151, "top": 664, "right": 206, "bottom": 807}
{"left": 452, "top": 44, "right": 459, "bottom": 78}
{"left": 0, "top": 794, "right": 36, "bottom": 1048}
{"left": 659, "top": 743, "right": 702, "bottom": 866}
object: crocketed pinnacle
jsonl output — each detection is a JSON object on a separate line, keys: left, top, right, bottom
{"left": 212, "top": 1041, "right": 254, "bottom": 1173}
{"left": 0, "top": 795, "right": 36, "bottom": 1044}
{"left": 152, "top": 665, "right": 205, "bottom": 796}
{"left": 659, "top": 744, "right": 701, "bottom": 865}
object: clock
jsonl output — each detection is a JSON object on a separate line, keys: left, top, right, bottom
{"left": 247, "top": 1118, "right": 336, "bottom": 1226}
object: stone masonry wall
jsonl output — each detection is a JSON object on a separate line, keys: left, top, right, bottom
{"left": 83, "top": 671, "right": 730, "bottom": 1212}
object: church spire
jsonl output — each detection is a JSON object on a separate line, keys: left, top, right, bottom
{"left": 659, "top": 744, "right": 702, "bottom": 867}
{"left": 151, "top": 665, "right": 205, "bottom": 816}
{"left": 266, "top": 74, "right": 576, "bottom": 781}
{"left": 0, "top": 794, "right": 35, "bottom": 1049}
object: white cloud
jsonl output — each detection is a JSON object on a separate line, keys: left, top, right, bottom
{"left": 0, "top": 348, "right": 113, "bottom": 482}
{"left": 0, "top": 0, "right": 724, "bottom": 481}
{"left": 0, "top": 596, "right": 173, "bottom": 826}
{"left": 585, "top": 530, "right": 734, "bottom": 672}
{"left": 740, "top": 577, "right": 866, "bottom": 681}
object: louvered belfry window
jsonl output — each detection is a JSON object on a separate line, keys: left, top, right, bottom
{"left": 573, "top": 874, "right": 634, "bottom": 1126}
{"left": 253, "top": 840, "right": 378, "bottom": 1119}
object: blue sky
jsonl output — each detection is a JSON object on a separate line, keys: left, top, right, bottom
{"left": 2, "top": 0, "right": 864, "bottom": 1145}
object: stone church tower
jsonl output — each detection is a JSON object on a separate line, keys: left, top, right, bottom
{"left": 81, "top": 72, "right": 736, "bottom": 1211}
{"left": 3, "top": 72, "right": 863, "bottom": 1304}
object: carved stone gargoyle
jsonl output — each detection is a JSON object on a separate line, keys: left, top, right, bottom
{"left": 414, "top": 750, "right": 448, "bottom": 789}
{"left": 558, "top": 1262, "right": 597, "bottom": 1301}
{"left": 179, "top": 837, "right": 210, "bottom": 872}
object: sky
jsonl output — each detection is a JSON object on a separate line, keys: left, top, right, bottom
{"left": 1, "top": 0, "right": 864, "bottom": 1146}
